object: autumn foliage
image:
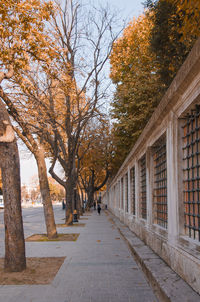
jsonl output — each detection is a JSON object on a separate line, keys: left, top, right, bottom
{"left": 109, "top": 0, "right": 199, "bottom": 172}
{"left": 173, "top": 0, "right": 200, "bottom": 39}
{"left": 109, "top": 13, "right": 164, "bottom": 171}
{"left": 0, "top": 0, "right": 200, "bottom": 271}
{"left": 0, "top": 0, "right": 54, "bottom": 73}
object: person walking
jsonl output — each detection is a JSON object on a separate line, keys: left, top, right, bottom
{"left": 97, "top": 203, "right": 101, "bottom": 215}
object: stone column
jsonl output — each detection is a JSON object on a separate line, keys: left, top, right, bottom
{"left": 146, "top": 147, "right": 153, "bottom": 227}
{"left": 119, "top": 178, "right": 122, "bottom": 210}
{"left": 128, "top": 166, "right": 131, "bottom": 214}
{"left": 167, "top": 112, "right": 179, "bottom": 244}
{"left": 123, "top": 175, "right": 126, "bottom": 221}
{"left": 135, "top": 160, "right": 140, "bottom": 220}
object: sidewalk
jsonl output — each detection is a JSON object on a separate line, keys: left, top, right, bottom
{"left": 108, "top": 210, "right": 200, "bottom": 302}
{"left": 0, "top": 208, "right": 158, "bottom": 302}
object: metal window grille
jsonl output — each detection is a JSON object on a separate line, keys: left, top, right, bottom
{"left": 125, "top": 173, "right": 128, "bottom": 212}
{"left": 140, "top": 155, "right": 147, "bottom": 219}
{"left": 153, "top": 137, "right": 167, "bottom": 229}
{"left": 131, "top": 167, "right": 136, "bottom": 215}
{"left": 118, "top": 181, "right": 120, "bottom": 208}
{"left": 182, "top": 105, "right": 200, "bottom": 241}
{"left": 114, "top": 186, "right": 117, "bottom": 208}
{"left": 121, "top": 178, "right": 124, "bottom": 209}
{"left": 113, "top": 187, "right": 115, "bottom": 208}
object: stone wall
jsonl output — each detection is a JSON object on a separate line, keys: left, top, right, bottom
{"left": 103, "top": 38, "right": 200, "bottom": 294}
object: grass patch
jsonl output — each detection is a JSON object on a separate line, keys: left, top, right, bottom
{"left": 26, "top": 233, "right": 79, "bottom": 242}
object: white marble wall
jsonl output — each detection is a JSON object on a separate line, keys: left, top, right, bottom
{"left": 103, "top": 38, "right": 200, "bottom": 294}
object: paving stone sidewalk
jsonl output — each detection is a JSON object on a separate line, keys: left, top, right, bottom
{"left": 107, "top": 210, "right": 200, "bottom": 302}
{"left": 0, "top": 207, "right": 158, "bottom": 302}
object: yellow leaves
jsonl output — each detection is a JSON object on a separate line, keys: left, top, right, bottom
{"left": 109, "top": 10, "right": 166, "bottom": 170}
{"left": 0, "top": 0, "right": 56, "bottom": 75}
{"left": 110, "top": 12, "right": 155, "bottom": 84}
{"left": 168, "top": 0, "right": 200, "bottom": 39}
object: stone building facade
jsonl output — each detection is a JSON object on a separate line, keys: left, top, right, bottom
{"left": 103, "top": 38, "right": 200, "bottom": 294}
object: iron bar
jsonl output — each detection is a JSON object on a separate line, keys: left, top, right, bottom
{"left": 183, "top": 107, "right": 200, "bottom": 241}
{"left": 140, "top": 155, "right": 147, "bottom": 219}
{"left": 153, "top": 136, "right": 167, "bottom": 229}
{"left": 131, "top": 167, "right": 136, "bottom": 215}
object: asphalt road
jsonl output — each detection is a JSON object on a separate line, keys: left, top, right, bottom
{"left": 0, "top": 204, "right": 63, "bottom": 255}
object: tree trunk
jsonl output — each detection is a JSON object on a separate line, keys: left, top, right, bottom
{"left": 35, "top": 147, "right": 57, "bottom": 239}
{"left": 77, "top": 193, "right": 82, "bottom": 217}
{"left": 48, "top": 155, "right": 74, "bottom": 225}
{"left": 0, "top": 100, "right": 26, "bottom": 272}
{"left": 65, "top": 179, "right": 74, "bottom": 225}
{"left": 65, "top": 152, "right": 77, "bottom": 225}
{"left": 85, "top": 169, "right": 109, "bottom": 211}
{"left": 86, "top": 187, "right": 94, "bottom": 211}
{"left": 80, "top": 189, "right": 85, "bottom": 213}
{"left": 85, "top": 170, "right": 95, "bottom": 210}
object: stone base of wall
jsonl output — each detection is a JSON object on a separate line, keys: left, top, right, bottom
{"left": 113, "top": 209, "right": 200, "bottom": 295}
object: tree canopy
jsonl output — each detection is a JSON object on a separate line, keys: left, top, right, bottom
{"left": 0, "top": 0, "right": 54, "bottom": 75}
{"left": 109, "top": 13, "right": 164, "bottom": 172}
{"left": 0, "top": 0, "right": 57, "bottom": 272}
{"left": 175, "top": 0, "right": 200, "bottom": 39}
{"left": 109, "top": 0, "right": 199, "bottom": 173}
{"left": 145, "top": 0, "right": 196, "bottom": 87}
{"left": 79, "top": 117, "right": 112, "bottom": 205}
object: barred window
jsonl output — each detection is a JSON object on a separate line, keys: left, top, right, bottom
{"left": 140, "top": 155, "right": 147, "bottom": 219}
{"left": 113, "top": 186, "right": 116, "bottom": 208}
{"left": 183, "top": 105, "right": 200, "bottom": 241}
{"left": 153, "top": 136, "right": 167, "bottom": 229}
{"left": 130, "top": 167, "right": 136, "bottom": 215}
{"left": 118, "top": 181, "right": 120, "bottom": 208}
{"left": 121, "top": 178, "right": 124, "bottom": 209}
{"left": 125, "top": 173, "right": 128, "bottom": 212}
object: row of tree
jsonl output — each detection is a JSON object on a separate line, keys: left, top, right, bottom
{"left": 1, "top": 0, "right": 199, "bottom": 274}
{"left": 0, "top": 0, "right": 119, "bottom": 272}
{"left": 109, "top": 0, "right": 200, "bottom": 172}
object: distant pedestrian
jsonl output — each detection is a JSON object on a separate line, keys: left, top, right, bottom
{"left": 97, "top": 203, "right": 101, "bottom": 215}
{"left": 94, "top": 201, "right": 96, "bottom": 210}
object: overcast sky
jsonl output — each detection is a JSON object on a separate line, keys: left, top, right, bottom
{"left": 20, "top": 0, "right": 145, "bottom": 185}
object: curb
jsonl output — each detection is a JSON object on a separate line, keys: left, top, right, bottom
{"left": 107, "top": 211, "right": 200, "bottom": 302}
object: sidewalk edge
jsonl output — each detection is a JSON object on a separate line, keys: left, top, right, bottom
{"left": 107, "top": 210, "right": 200, "bottom": 302}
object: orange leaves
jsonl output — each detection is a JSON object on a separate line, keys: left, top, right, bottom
{"left": 167, "top": 0, "right": 200, "bottom": 39}
{"left": 0, "top": 0, "right": 55, "bottom": 74}
{"left": 109, "top": 11, "right": 165, "bottom": 170}
{"left": 79, "top": 118, "right": 111, "bottom": 187}
{"left": 110, "top": 13, "right": 155, "bottom": 85}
